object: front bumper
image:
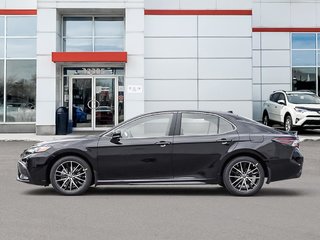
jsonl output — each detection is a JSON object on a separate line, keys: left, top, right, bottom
{"left": 16, "top": 155, "right": 49, "bottom": 186}
{"left": 294, "top": 114, "right": 320, "bottom": 128}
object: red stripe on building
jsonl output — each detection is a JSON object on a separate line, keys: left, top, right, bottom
{"left": 145, "top": 9, "right": 252, "bottom": 15}
{"left": 253, "top": 27, "right": 320, "bottom": 32}
{"left": 52, "top": 52, "right": 128, "bottom": 63}
{"left": 0, "top": 9, "right": 37, "bottom": 15}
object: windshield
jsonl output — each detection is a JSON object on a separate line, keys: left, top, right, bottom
{"left": 287, "top": 93, "right": 320, "bottom": 104}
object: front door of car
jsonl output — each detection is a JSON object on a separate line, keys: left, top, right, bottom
{"left": 274, "top": 93, "right": 286, "bottom": 122}
{"left": 172, "top": 112, "right": 239, "bottom": 180}
{"left": 97, "top": 113, "right": 176, "bottom": 181}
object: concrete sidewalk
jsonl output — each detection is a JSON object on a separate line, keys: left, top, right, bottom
{"left": 0, "top": 132, "right": 319, "bottom": 142}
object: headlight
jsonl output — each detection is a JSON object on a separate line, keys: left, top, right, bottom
{"left": 294, "top": 107, "right": 308, "bottom": 113}
{"left": 26, "top": 145, "right": 51, "bottom": 154}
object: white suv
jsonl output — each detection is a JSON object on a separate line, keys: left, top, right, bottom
{"left": 262, "top": 90, "right": 320, "bottom": 131}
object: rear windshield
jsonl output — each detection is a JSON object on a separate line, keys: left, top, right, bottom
{"left": 287, "top": 93, "right": 320, "bottom": 104}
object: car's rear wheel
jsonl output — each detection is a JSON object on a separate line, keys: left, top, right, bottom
{"left": 262, "top": 112, "right": 270, "bottom": 126}
{"left": 284, "top": 115, "right": 293, "bottom": 132}
{"left": 50, "top": 156, "right": 92, "bottom": 195}
{"left": 223, "top": 157, "right": 265, "bottom": 196}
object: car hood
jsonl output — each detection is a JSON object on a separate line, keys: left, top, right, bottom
{"left": 35, "top": 135, "right": 100, "bottom": 148}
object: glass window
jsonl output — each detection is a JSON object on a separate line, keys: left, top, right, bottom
{"left": 219, "top": 118, "right": 235, "bottom": 134}
{"left": 292, "top": 67, "right": 316, "bottom": 92}
{"left": 7, "top": 39, "right": 36, "bottom": 58}
{"left": 292, "top": 50, "right": 316, "bottom": 66}
{"left": 0, "top": 60, "right": 3, "bottom": 122}
{"left": 94, "top": 38, "right": 123, "bottom": 51}
{"left": 63, "top": 38, "right": 92, "bottom": 52}
{"left": 6, "top": 60, "right": 36, "bottom": 122}
{"left": 0, "top": 17, "right": 4, "bottom": 36}
{"left": 94, "top": 17, "right": 124, "bottom": 36}
{"left": 118, "top": 76, "right": 124, "bottom": 123}
{"left": 63, "top": 17, "right": 92, "bottom": 37}
{"left": 6, "top": 17, "right": 36, "bottom": 36}
{"left": 0, "top": 38, "right": 4, "bottom": 58}
{"left": 292, "top": 33, "right": 316, "bottom": 49}
{"left": 118, "top": 114, "right": 173, "bottom": 139}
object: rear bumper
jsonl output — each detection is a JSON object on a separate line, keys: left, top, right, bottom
{"left": 268, "top": 148, "right": 303, "bottom": 182}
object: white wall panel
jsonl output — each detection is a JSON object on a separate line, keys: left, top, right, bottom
{"left": 252, "top": 32, "right": 261, "bottom": 50}
{"left": 145, "top": 38, "right": 197, "bottom": 58}
{"left": 0, "top": 0, "right": 5, "bottom": 8}
{"left": 145, "top": 101, "right": 198, "bottom": 112}
{"left": 37, "top": 78, "right": 56, "bottom": 102}
{"left": 125, "top": 78, "right": 144, "bottom": 101}
{"left": 253, "top": 50, "right": 261, "bottom": 67}
{"left": 260, "top": 3, "right": 290, "bottom": 27}
{"left": 37, "top": 9, "right": 57, "bottom": 32}
{"left": 261, "top": 50, "right": 290, "bottom": 67}
{"left": 126, "top": 56, "right": 144, "bottom": 78}
{"left": 199, "top": 59, "right": 252, "bottom": 79}
{"left": 199, "top": 38, "right": 251, "bottom": 58}
{"left": 261, "top": 32, "right": 290, "bottom": 50}
{"left": 36, "top": 101, "right": 56, "bottom": 125}
{"left": 180, "top": 0, "right": 215, "bottom": 10}
{"left": 145, "top": 59, "right": 197, "bottom": 79}
{"left": 199, "top": 80, "right": 252, "bottom": 101}
{"left": 145, "top": 0, "right": 179, "bottom": 9}
{"left": 261, "top": 67, "right": 291, "bottom": 84}
{"left": 253, "top": 67, "right": 261, "bottom": 84}
{"left": 291, "top": 3, "right": 316, "bottom": 27}
{"left": 261, "top": 84, "right": 291, "bottom": 101}
{"left": 198, "top": 16, "right": 251, "bottom": 37}
{"left": 145, "top": 16, "right": 197, "bottom": 37}
{"left": 252, "top": 84, "right": 261, "bottom": 101}
{"left": 199, "top": 101, "right": 253, "bottom": 118}
{"left": 217, "top": 0, "right": 252, "bottom": 10}
{"left": 5, "top": 0, "right": 36, "bottom": 9}
{"left": 126, "top": 32, "right": 144, "bottom": 55}
{"left": 37, "top": 33, "right": 56, "bottom": 55}
{"left": 126, "top": 8, "right": 144, "bottom": 32}
{"left": 253, "top": 101, "right": 263, "bottom": 121}
{"left": 252, "top": 2, "right": 261, "bottom": 27}
{"left": 145, "top": 80, "right": 197, "bottom": 101}
{"left": 37, "top": 55, "right": 56, "bottom": 78}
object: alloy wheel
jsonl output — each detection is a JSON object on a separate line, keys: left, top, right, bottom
{"left": 285, "top": 116, "right": 292, "bottom": 132}
{"left": 55, "top": 161, "right": 87, "bottom": 191}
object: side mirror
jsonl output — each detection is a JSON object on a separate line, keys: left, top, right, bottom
{"left": 278, "top": 100, "right": 285, "bottom": 105}
{"left": 111, "top": 130, "right": 121, "bottom": 142}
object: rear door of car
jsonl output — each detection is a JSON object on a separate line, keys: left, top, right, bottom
{"left": 171, "top": 112, "right": 239, "bottom": 181}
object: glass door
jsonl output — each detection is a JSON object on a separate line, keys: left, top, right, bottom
{"left": 94, "top": 77, "right": 116, "bottom": 128}
{"left": 69, "top": 77, "right": 93, "bottom": 129}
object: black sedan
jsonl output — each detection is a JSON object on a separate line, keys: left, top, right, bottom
{"left": 17, "top": 111, "right": 303, "bottom": 196}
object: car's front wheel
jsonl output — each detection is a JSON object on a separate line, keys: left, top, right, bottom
{"left": 284, "top": 115, "right": 293, "bottom": 132}
{"left": 223, "top": 157, "right": 265, "bottom": 196}
{"left": 50, "top": 156, "right": 92, "bottom": 195}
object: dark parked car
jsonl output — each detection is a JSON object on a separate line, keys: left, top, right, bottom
{"left": 17, "top": 111, "right": 303, "bottom": 196}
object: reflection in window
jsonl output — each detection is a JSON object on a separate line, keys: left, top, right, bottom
{"left": 63, "top": 16, "right": 124, "bottom": 52}
{"left": 118, "top": 76, "right": 124, "bottom": 123}
{"left": 6, "top": 17, "right": 36, "bottom": 36}
{"left": 292, "top": 67, "right": 316, "bottom": 93}
{"left": 292, "top": 33, "right": 316, "bottom": 49}
{"left": 6, "top": 60, "right": 36, "bottom": 122}
{"left": 7, "top": 39, "right": 36, "bottom": 58}
{"left": 119, "top": 114, "right": 173, "bottom": 139}
{"left": 0, "top": 39, "right": 4, "bottom": 58}
{"left": 292, "top": 50, "right": 316, "bottom": 66}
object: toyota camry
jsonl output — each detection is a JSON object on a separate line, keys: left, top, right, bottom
{"left": 17, "top": 111, "right": 303, "bottom": 196}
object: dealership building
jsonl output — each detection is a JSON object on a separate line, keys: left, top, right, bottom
{"left": 0, "top": 0, "right": 319, "bottom": 134}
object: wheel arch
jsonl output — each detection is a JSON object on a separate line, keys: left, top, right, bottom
{"left": 46, "top": 150, "right": 96, "bottom": 185}
{"left": 283, "top": 112, "right": 292, "bottom": 124}
{"left": 218, "top": 150, "right": 270, "bottom": 184}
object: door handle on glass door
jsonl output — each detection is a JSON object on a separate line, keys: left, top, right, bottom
{"left": 87, "top": 99, "right": 93, "bottom": 109}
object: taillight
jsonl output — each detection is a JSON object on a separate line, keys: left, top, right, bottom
{"left": 272, "top": 137, "right": 300, "bottom": 148}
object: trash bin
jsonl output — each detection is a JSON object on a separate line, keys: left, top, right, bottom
{"left": 56, "top": 107, "right": 68, "bottom": 135}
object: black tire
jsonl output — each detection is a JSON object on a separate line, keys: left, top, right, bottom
{"left": 262, "top": 112, "right": 270, "bottom": 126}
{"left": 284, "top": 115, "right": 293, "bottom": 132}
{"left": 223, "top": 157, "right": 265, "bottom": 196}
{"left": 50, "top": 156, "right": 92, "bottom": 195}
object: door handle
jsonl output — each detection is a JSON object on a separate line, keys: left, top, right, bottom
{"left": 155, "top": 141, "right": 171, "bottom": 148}
{"left": 216, "top": 138, "right": 232, "bottom": 145}
{"left": 87, "top": 99, "right": 93, "bottom": 109}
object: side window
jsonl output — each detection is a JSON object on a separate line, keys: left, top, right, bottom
{"left": 181, "top": 113, "right": 234, "bottom": 136}
{"left": 270, "top": 93, "right": 280, "bottom": 102}
{"left": 278, "top": 93, "right": 286, "bottom": 103}
{"left": 118, "top": 114, "right": 173, "bottom": 139}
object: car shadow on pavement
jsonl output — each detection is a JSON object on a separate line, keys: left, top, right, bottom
{"left": 22, "top": 186, "right": 306, "bottom": 197}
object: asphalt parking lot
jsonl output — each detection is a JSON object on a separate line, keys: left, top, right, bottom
{"left": 0, "top": 140, "right": 319, "bottom": 240}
